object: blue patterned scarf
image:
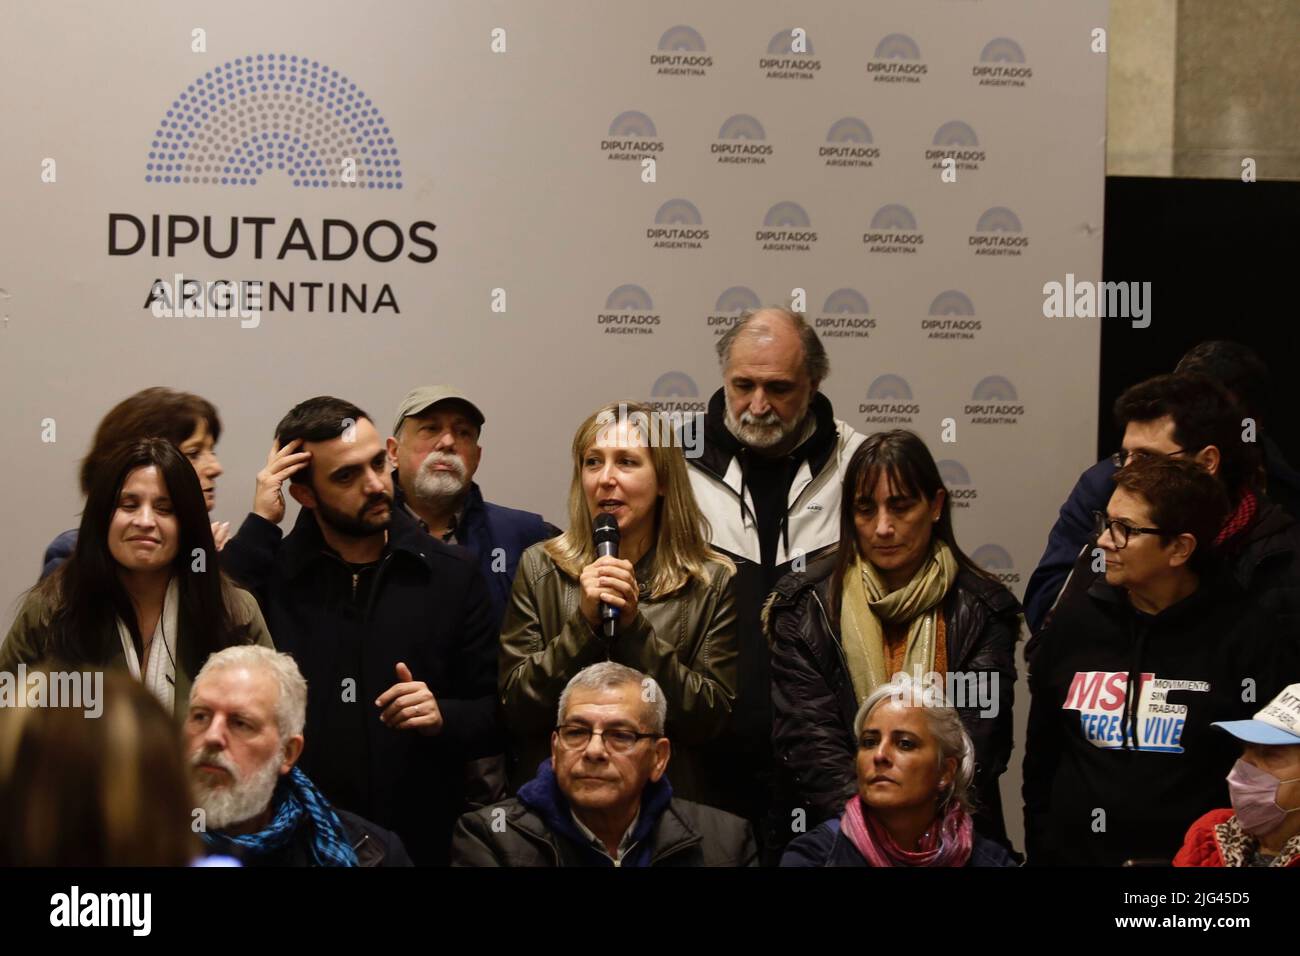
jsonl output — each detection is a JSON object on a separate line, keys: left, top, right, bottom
{"left": 201, "top": 766, "right": 359, "bottom": 867}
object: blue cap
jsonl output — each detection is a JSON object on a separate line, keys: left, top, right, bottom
{"left": 1212, "top": 683, "right": 1300, "bottom": 745}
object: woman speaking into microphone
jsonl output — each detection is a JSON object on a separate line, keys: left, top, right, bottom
{"left": 499, "top": 401, "right": 739, "bottom": 805}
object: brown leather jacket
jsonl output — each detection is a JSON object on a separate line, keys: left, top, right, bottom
{"left": 499, "top": 542, "right": 738, "bottom": 804}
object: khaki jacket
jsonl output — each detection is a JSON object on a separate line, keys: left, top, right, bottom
{"left": 499, "top": 543, "right": 738, "bottom": 804}
{"left": 0, "top": 579, "right": 273, "bottom": 718}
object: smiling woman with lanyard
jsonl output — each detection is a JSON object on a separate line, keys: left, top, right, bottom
{"left": 3, "top": 438, "right": 272, "bottom": 716}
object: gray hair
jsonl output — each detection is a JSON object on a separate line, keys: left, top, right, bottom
{"left": 557, "top": 662, "right": 666, "bottom": 736}
{"left": 715, "top": 307, "right": 830, "bottom": 385}
{"left": 194, "top": 645, "right": 308, "bottom": 741}
{"left": 853, "top": 681, "right": 976, "bottom": 813}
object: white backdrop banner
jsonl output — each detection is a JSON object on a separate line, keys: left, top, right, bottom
{"left": 1, "top": 4, "right": 1108, "bottom": 837}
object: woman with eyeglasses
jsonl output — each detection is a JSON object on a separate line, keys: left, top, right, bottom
{"left": 1023, "top": 454, "right": 1300, "bottom": 865}
{"left": 766, "top": 430, "right": 1021, "bottom": 850}
{"left": 780, "top": 681, "right": 1016, "bottom": 867}
{"left": 499, "top": 401, "right": 739, "bottom": 808}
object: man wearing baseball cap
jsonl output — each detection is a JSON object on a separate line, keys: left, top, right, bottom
{"left": 1175, "top": 683, "right": 1300, "bottom": 867}
{"left": 387, "top": 385, "right": 559, "bottom": 627}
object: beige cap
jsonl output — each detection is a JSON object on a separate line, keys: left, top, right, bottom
{"left": 392, "top": 386, "right": 485, "bottom": 437}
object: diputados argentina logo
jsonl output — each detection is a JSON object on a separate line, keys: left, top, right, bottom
{"left": 652, "top": 25, "right": 713, "bottom": 77}
{"left": 111, "top": 53, "right": 435, "bottom": 327}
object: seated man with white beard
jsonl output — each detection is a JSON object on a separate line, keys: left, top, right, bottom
{"left": 186, "top": 645, "right": 412, "bottom": 867}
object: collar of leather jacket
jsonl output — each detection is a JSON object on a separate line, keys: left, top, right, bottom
{"left": 504, "top": 797, "right": 704, "bottom": 864}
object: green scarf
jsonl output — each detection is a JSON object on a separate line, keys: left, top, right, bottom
{"left": 840, "top": 538, "right": 957, "bottom": 704}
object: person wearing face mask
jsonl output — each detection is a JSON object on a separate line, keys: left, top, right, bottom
{"left": 766, "top": 430, "right": 1021, "bottom": 851}
{"left": 1175, "top": 684, "right": 1300, "bottom": 867}
{"left": 41, "top": 387, "right": 231, "bottom": 580}
{"left": 780, "top": 682, "right": 1015, "bottom": 867}
{"left": 3, "top": 438, "right": 272, "bottom": 717}
{"left": 1023, "top": 455, "right": 1299, "bottom": 865}
{"left": 499, "top": 401, "right": 739, "bottom": 808}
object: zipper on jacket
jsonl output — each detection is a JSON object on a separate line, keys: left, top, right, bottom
{"left": 510, "top": 819, "right": 562, "bottom": 865}
{"left": 810, "top": 590, "right": 852, "bottom": 677}
{"left": 322, "top": 550, "right": 397, "bottom": 622}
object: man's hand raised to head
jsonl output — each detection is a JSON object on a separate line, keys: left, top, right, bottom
{"left": 253, "top": 438, "right": 312, "bottom": 524}
{"left": 375, "top": 662, "right": 444, "bottom": 736}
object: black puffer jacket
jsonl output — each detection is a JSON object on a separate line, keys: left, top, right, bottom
{"left": 766, "top": 554, "right": 1021, "bottom": 847}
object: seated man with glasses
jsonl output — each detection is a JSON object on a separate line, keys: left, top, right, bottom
{"left": 1023, "top": 455, "right": 1300, "bottom": 865}
{"left": 451, "top": 662, "right": 757, "bottom": 867}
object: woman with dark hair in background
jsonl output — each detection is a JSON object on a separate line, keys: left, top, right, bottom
{"left": 0, "top": 670, "right": 200, "bottom": 866}
{"left": 766, "top": 429, "right": 1021, "bottom": 848}
{"left": 4, "top": 438, "right": 272, "bottom": 716}
{"left": 41, "top": 386, "right": 229, "bottom": 579}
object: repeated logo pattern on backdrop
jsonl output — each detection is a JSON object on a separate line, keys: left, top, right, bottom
{"left": 617, "top": 13, "right": 1106, "bottom": 594}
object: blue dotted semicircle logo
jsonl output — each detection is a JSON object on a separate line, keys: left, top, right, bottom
{"left": 144, "top": 53, "right": 402, "bottom": 190}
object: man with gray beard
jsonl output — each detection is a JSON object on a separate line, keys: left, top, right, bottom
{"left": 186, "top": 645, "right": 411, "bottom": 867}
{"left": 687, "top": 308, "right": 864, "bottom": 851}
{"left": 387, "top": 386, "right": 559, "bottom": 627}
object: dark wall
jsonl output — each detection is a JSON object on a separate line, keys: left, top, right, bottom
{"left": 1099, "top": 176, "right": 1300, "bottom": 462}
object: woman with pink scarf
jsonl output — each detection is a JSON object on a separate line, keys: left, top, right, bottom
{"left": 781, "top": 681, "right": 1016, "bottom": 867}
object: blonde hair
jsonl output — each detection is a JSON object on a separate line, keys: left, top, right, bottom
{"left": 545, "top": 401, "right": 734, "bottom": 598}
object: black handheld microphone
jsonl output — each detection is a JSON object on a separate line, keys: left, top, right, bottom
{"left": 593, "top": 513, "right": 621, "bottom": 639}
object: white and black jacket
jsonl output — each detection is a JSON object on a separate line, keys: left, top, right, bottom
{"left": 683, "top": 389, "right": 864, "bottom": 826}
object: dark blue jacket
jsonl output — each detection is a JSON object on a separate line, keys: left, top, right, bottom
{"left": 1022, "top": 458, "right": 1116, "bottom": 633}
{"left": 392, "top": 476, "right": 558, "bottom": 627}
{"left": 781, "top": 817, "right": 1017, "bottom": 867}
{"left": 40, "top": 529, "right": 78, "bottom": 580}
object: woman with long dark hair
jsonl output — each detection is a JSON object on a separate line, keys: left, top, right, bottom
{"left": 4, "top": 438, "right": 272, "bottom": 715}
{"left": 766, "top": 429, "right": 1021, "bottom": 848}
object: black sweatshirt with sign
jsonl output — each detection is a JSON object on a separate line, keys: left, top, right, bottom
{"left": 1023, "top": 572, "right": 1298, "bottom": 866}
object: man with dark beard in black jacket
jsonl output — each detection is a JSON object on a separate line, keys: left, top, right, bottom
{"left": 221, "top": 396, "right": 499, "bottom": 864}
{"left": 1023, "top": 455, "right": 1299, "bottom": 865}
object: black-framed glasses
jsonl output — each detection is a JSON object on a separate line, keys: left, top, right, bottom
{"left": 555, "top": 724, "right": 661, "bottom": 754}
{"left": 1110, "top": 447, "right": 1192, "bottom": 469}
{"left": 1092, "top": 511, "right": 1170, "bottom": 550}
